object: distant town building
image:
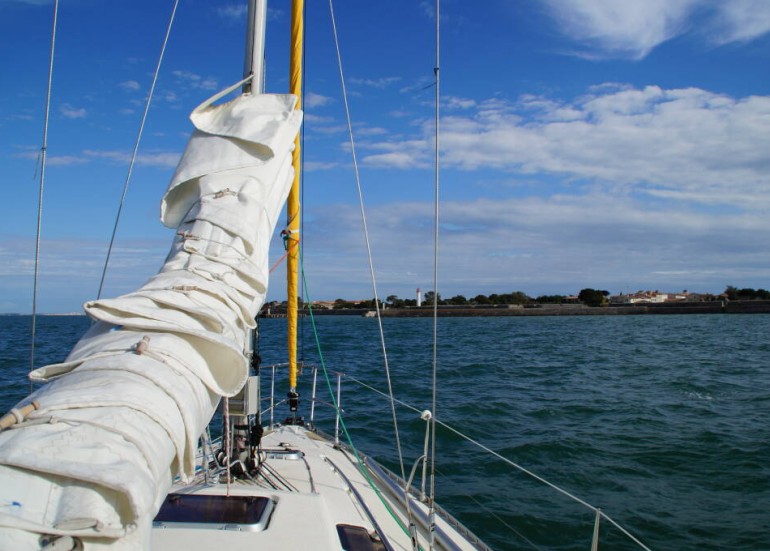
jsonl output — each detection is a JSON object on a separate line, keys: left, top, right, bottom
{"left": 610, "top": 290, "right": 703, "bottom": 304}
{"left": 311, "top": 301, "right": 337, "bottom": 310}
{"left": 611, "top": 290, "right": 668, "bottom": 304}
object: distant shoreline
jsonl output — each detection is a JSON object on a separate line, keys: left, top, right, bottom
{"left": 293, "top": 300, "right": 770, "bottom": 317}
{"left": 5, "top": 300, "right": 770, "bottom": 318}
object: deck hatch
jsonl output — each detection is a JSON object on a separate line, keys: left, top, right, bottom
{"left": 337, "top": 524, "right": 386, "bottom": 551}
{"left": 154, "top": 494, "right": 274, "bottom": 532}
{"left": 265, "top": 448, "right": 304, "bottom": 460}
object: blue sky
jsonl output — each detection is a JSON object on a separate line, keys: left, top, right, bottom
{"left": 2, "top": 0, "right": 770, "bottom": 313}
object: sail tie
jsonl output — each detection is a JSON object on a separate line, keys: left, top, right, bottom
{"left": 176, "top": 230, "right": 200, "bottom": 240}
{"left": 280, "top": 228, "right": 299, "bottom": 251}
{"left": 268, "top": 227, "right": 300, "bottom": 273}
{"left": 134, "top": 336, "right": 151, "bottom": 355}
{"left": 172, "top": 285, "right": 199, "bottom": 292}
{"left": 213, "top": 188, "right": 237, "bottom": 199}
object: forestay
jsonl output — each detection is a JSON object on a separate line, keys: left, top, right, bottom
{"left": 0, "top": 83, "right": 302, "bottom": 549}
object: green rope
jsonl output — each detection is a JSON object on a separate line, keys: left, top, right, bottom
{"left": 298, "top": 246, "right": 420, "bottom": 546}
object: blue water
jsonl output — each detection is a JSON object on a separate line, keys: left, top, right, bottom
{"left": 2, "top": 313, "right": 769, "bottom": 550}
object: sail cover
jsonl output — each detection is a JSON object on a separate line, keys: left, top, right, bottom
{"left": 0, "top": 84, "right": 302, "bottom": 548}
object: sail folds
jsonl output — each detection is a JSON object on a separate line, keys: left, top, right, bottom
{"left": 0, "top": 87, "right": 302, "bottom": 548}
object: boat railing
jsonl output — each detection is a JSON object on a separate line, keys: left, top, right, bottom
{"left": 257, "top": 362, "right": 652, "bottom": 551}
{"left": 259, "top": 362, "right": 344, "bottom": 444}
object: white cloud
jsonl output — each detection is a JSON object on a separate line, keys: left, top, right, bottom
{"left": 295, "top": 83, "right": 770, "bottom": 297}
{"left": 399, "top": 76, "right": 436, "bottom": 95}
{"left": 12, "top": 150, "right": 39, "bottom": 161}
{"left": 83, "top": 150, "right": 129, "bottom": 163}
{"left": 304, "top": 113, "right": 335, "bottom": 124}
{"left": 312, "top": 125, "right": 347, "bottom": 135}
{"left": 304, "top": 161, "right": 338, "bottom": 171}
{"left": 172, "top": 70, "right": 218, "bottom": 91}
{"left": 83, "top": 149, "right": 180, "bottom": 168}
{"left": 216, "top": 5, "right": 283, "bottom": 24}
{"left": 298, "top": 191, "right": 770, "bottom": 300}
{"left": 46, "top": 155, "right": 88, "bottom": 166}
{"left": 350, "top": 77, "right": 401, "bottom": 89}
{"left": 541, "top": 0, "right": 696, "bottom": 59}
{"left": 444, "top": 96, "right": 476, "bottom": 110}
{"left": 0, "top": 235, "right": 169, "bottom": 313}
{"left": 172, "top": 70, "right": 196, "bottom": 81}
{"left": 362, "top": 141, "right": 430, "bottom": 169}
{"left": 355, "top": 126, "right": 388, "bottom": 137}
{"left": 305, "top": 92, "right": 333, "bottom": 108}
{"left": 217, "top": 5, "right": 247, "bottom": 20}
{"left": 541, "top": 0, "right": 770, "bottom": 59}
{"left": 419, "top": 1, "right": 436, "bottom": 21}
{"left": 366, "top": 85, "right": 770, "bottom": 209}
{"left": 199, "top": 78, "right": 218, "bottom": 90}
{"left": 12, "top": 150, "right": 87, "bottom": 165}
{"left": 60, "top": 103, "right": 86, "bottom": 119}
{"left": 7, "top": 113, "right": 34, "bottom": 121}
{"left": 710, "top": 0, "right": 770, "bottom": 44}
{"left": 119, "top": 80, "right": 140, "bottom": 91}
{"left": 137, "top": 152, "right": 180, "bottom": 168}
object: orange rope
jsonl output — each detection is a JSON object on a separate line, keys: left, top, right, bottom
{"left": 269, "top": 238, "right": 299, "bottom": 273}
{"left": 269, "top": 251, "right": 289, "bottom": 273}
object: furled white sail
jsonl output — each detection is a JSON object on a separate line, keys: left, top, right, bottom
{"left": 0, "top": 83, "right": 302, "bottom": 549}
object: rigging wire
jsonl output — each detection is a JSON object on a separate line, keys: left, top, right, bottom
{"left": 30, "top": 0, "right": 60, "bottom": 382}
{"left": 428, "top": 0, "right": 441, "bottom": 548}
{"left": 327, "top": 0, "right": 407, "bottom": 485}
{"left": 96, "top": 0, "right": 180, "bottom": 300}
{"left": 345, "top": 374, "right": 652, "bottom": 551}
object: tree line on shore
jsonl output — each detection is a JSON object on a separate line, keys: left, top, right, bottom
{"left": 322, "top": 285, "right": 770, "bottom": 310}
{"left": 264, "top": 286, "right": 769, "bottom": 312}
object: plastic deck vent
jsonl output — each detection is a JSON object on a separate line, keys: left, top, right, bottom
{"left": 154, "top": 494, "right": 274, "bottom": 532}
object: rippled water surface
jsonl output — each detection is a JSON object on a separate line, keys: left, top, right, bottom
{"left": 2, "top": 313, "right": 769, "bottom": 550}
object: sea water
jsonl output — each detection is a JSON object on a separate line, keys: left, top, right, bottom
{"left": 1, "top": 313, "right": 769, "bottom": 550}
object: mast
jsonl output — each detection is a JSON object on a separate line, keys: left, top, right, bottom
{"left": 287, "top": 0, "right": 303, "bottom": 407}
{"left": 243, "top": 0, "right": 267, "bottom": 94}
